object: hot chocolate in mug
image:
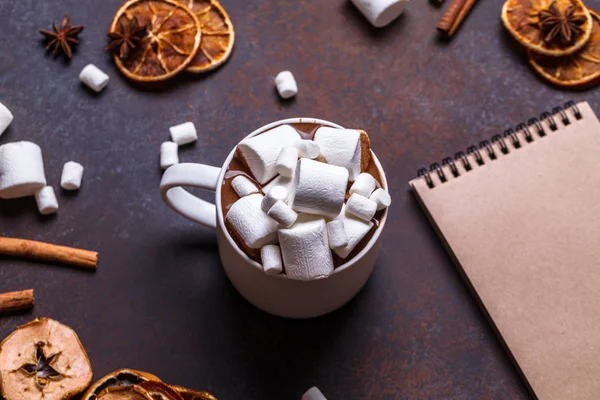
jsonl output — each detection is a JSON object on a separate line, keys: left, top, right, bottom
{"left": 159, "top": 118, "right": 389, "bottom": 318}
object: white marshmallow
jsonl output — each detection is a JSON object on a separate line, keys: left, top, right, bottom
{"left": 267, "top": 200, "right": 298, "bottom": 228}
{"left": 278, "top": 216, "right": 334, "bottom": 281}
{"left": 333, "top": 205, "right": 374, "bottom": 259}
{"left": 295, "top": 139, "right": 320, "bottom": 159}
{"left": 346, "top": 193, "right": 377, "bottom": 222}
{"left": 61, "top": 161, "right": 84, "bottom": 191}
{"left": 275, "top": 146, "right": 298, "bottom": 178}
{"left": 237, "top": 124, "right": 301, "bottom": 184}
{"left": 292, "top": 159, "right": 348, "bottom": 218}
{"left": 79, "top": 64, "right": 109, "bottom": 92}
{"left": 0, "top": 102, "right": 13, "bottom": 137}
{"left": 261, "top": 245, "right": 283, "bottom": 275}
{"left": 169, "top": 122, "right": 197, "bottom": 145}
{"left": 302, "top": 387, "right": 327, "bottom": 400}
{"left": 274, "top": 71, "right": 298, "bottom": 99}
{"left": 231, "top": 175, "right": 259, "bottom": 198}
{"left": 0, "top": 141, "right": 46, "bottom": 199}
{"left": 327, "top": 220, "right": 349, "bottom": 250}
{"left": 351, "top": 0, "right": 408, "bottom": 28}
{"left": 262, "top": 185, "right": 289, "bottom": 212}
{"left": 35, "top": 186, "right": 58, "bottom": 215}
{"left": 160, "top": 141, "right": 179, "bottom": 170}
{"left": 349, "top": 173, "right": 378, "bottom": 197}
{"left": 313, "top": 127, "right": 369, "bottom": 181}
{"left": 261, "top": 173, "right": 295, "bottom": 203}
{"left": 370, "top": 188, "right": 391, "bottom": 210}
{"left": 226, "top": 193, "right": 279, "bottom": 250}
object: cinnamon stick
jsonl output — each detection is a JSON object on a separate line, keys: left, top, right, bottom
{"left": 0, "top": 237, "right": 98, "bottom": 269}
{"left": 437, "top": 0, "right": 476, "bottom": 37}
{"left": 0, "top": 289, "right": 34, "bottom": 313}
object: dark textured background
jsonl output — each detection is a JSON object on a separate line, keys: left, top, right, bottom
{"left": 0, "top": 0, "right": 598, "bottom": 398}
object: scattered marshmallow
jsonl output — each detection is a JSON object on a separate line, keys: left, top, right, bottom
{"left": 0, "top": 141, "right": 46, "bottom": 199}
{"left": 370, "top": 188, "right": 391, "bottom": 210}
{"left": 275, "top": 145, "right": 299, "bottom": 177}
{"left": 237, "top": 124, "right": 301, "bottom": 184}
{"left": 349, "top": 172, "right": 378, "bottom": 197}
{"left": 350, "top": 0, "right": 408, "bottom": 28}
{"left": 346, "top": 193, "right": 377, "bottom": 222}
{"left": 278, "top": 216, "right": 334, "bottom": 281}
{"left": 261, "top": 185, "right": 289, "bottom": 212}
{"left": 226, "top": 193, "right": 279, "bottom": 250}
{"left": 292, "top": 159, "right": 348, "bottom": 218}
{"left": 160, "top": 141, "right": 179, "bottom": 170}
{"left": 314, "top": 127, "right": 370, "bottom": 181}
{"left": 327, "top": 220, "right": 349, "bottom": 250}
{"left": 79, "top": 64, "right": 109, "bottom": 92}
{"left": 333, "top": 205, "right": 374, "bottom": 259}
{"left": 34, "top": 186, "right": 58, "bottom": 215}
{"left": 267, "top": 200, "right": 298, "bottom": 228}
{"left": 302, "top": 387, "right": 327, "bottom": 400}
{"left": 0, "top": 102, "right": 13, "bottom": 137}
{"left": 231, "top": 175, "right": 259, "bottom": 198}
{"left": 295, "top": 139, "right": 320, "bottom": 159}
{"left": 60, "top": 161, "right": 84, "bottom": 191}
{"left": 169, "top": 122, "right": 197, "bottom": 145}
{"left": 261, "top": 244, "right": 283, "bottom": 275}
{"left": 274, "top": 71, "right": 298, "bottom": 99}
{"left": 262, "top": 173, "right": 295, "bottom": 203}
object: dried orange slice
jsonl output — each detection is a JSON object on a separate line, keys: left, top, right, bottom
{"left": 528, "top": 9, "right": 600, "bottom": 87}
{"left": 501, "top": 0, "right": 592, "bottom": 56}
{"left": 170, "top": 385, "right": 217, "bottom": 400}
{"left": 177, "top": 0, "right": 235, "bottom": 73}
{"left": 110, "top": 0, "right": 201, "bottom": 82}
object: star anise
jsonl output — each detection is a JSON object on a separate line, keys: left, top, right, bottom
{"left": 39, "top": 15, "right": 84, "bottom": 59}
{"left": 106, "top": 17, "right": 148, "bottom": 60}
{"left": 538, "top": 1, "right": 587, "bottom": 45}
{"left": 20, "top": 342, "right": 63, "bottom": 388}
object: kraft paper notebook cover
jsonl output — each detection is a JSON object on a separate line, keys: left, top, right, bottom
{"left": 409, "top": 102, "right": 600, "bottom": 400}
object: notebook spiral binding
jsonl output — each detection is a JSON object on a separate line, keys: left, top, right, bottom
{"left": 417, "top": 101, "right": 583, "bottom": 189}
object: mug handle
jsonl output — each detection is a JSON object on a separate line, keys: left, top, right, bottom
{"left": 160, "top": 163, "right": 222, "bottom": 230}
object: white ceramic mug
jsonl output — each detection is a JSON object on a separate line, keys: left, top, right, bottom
{"left": 160, "top": 118, "right": 389, "bottom": 318}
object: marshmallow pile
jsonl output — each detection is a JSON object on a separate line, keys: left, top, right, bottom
{"left": 226, "top": 124, "right": 391, "bottom": 281}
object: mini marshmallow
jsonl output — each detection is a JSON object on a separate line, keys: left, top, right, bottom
{"left": 0, "top": 101, "right": 13, "bottom": 137}
{"left": 346, "top": 193, "right": 377, "bottom": 222}
{"left": 237, "top": 124, "right": 301, "bottom": 184}
{"left": 302, "top": 387, "right": 328, "bottom": 400}
{"left": 262, "top": 173, "right": 295, "bottom": 203}
{"left": 0, "top": 141, "right": 46, "bottom": 199}
{"left": 295, "top": 139, "right": 320, "bottom": 159}
{"left": 35, "top": 186, "right": 58, "bottom": 215}
{"left": 267, "top": 200, "right": 298, "bottom": 228}
{"left": 370, "top": 188, "right": 391, "bottom": 210}
{"left": 327, "top": 220, "right": 349, "bottom": 250}
{"left": 349, "top": 172, "right": 378, "bottom": 197}
{"left": 61, "top": 161, "right": 84, "bottom": 191}
{"left": 169, "top": 122, "right": 197, "bottom": 145}
{"left": 274, "top": 71, "right": 298, "bottom": 99}
{"left": 261, "top": 185, "right": 289, "bottom": 212}
{"left": 160, "top": 141, "right": 179, "bottom": 170}
{"left": 231, "top": 175, "right": 259, "bottom": 198}
{"left": 333, "top": 205, "right": 374, "bottom": 259}
{"left": 79, "top": 64, "right": 109, "bottom": 92}
{"left": 275, "top": 145, "right": 298, "bottom": 177}
{"left": 278, "top": 216, "right": 334, "bottom": 281}
{"left": 351, "top": 0, "right": 408, "bottom": 28}
{"left": 292, "top": 159, "right": 348, "bottom": 218}
{"left": 261, "top": 245, "right": 283, "bottom": 275}
{"left": 313, "top": 127, "right": 370, "bottom": 181}
{"left": 226, "top": 193, "right": 279, "bottom": 250}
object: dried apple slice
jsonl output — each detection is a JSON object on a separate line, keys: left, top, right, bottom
{"left": 0, "top": 318, "right": 93, "bottom": 400}
{"left": 501, "top": 0, "right": 592, "bottom": 56}
{"left": 110, "top": 0, "right": 202, "bottom": 82}
{"left": 177, "top": 0, "right": 235, "bottom": 72}
{"left": 82, "top": 369, "right": 161, "bottom": 400}
{"left": 528, "top": 9, "right": 600, "bottom": 87}
{"left": 170, "top": 385, "right": 217, "bottom": 400}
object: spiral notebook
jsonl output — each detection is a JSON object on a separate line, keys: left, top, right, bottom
{"left": 410, "top": 102, "right": 600, "bottom": 400}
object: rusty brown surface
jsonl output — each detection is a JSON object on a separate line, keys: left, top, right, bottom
{"left": 1, "top": 0, "right": 596, "bottom": 398}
